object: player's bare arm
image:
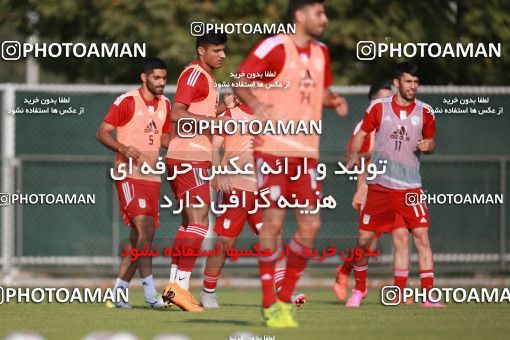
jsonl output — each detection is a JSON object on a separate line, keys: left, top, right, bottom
{"left": 417, "top": 138, "right": 436, "bottom": 154}
{"left": 96, "top": 121, "right": 141, "bottom": 159}
{"left": 324, "top": 89, "right": 348, "bottom": 117}
{"left": 346, "top": 130, "right": 368, "bottom": 168}
{"left": 160, "top": 133, "right": 170, "bottom": 150}
{"left": 171, "top": 102, "right": 224, "bottom": 123}
{"left": 211, "top": 134, "right": 232, "bottom": 193}
{"left": 216, "top": 92, "right": 238, "bottom": 114}
{"left": 352, "top": 171, "right": 368, "bottom": 210}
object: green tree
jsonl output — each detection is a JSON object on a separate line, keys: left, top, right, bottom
{"left": 1, "top": 0, "right": 508, "bottom": 85}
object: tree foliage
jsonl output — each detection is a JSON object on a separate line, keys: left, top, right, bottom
{"left": 1, "top": 0, "right": 508, "bottom": 84}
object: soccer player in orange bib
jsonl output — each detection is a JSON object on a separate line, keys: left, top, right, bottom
{"left": 235, "top": 0, "right": 349, "bottom": 327}
{"left": 161, "top": 32, "right": 231, "bottom": 312}
{"left": 333, "top": 82, "right": 393, "bottom": 301}
{"left": 96, "top": 57, "right": 171, "bottom": 308}
{"left": 199, "top": 101, "right": 263, "bottom": 308}
{"left": 346, "top": 62, "right": 444, "bottom": 308}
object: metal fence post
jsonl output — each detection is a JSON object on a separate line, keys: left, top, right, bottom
{"left": 1, "top": 84, "right": 17, "bottom": 283}
{"left": 500, "top": 158, "right": 507, "bottom": 270}
{"left": 112, "top": 181, "right": 120, "bottom": 273}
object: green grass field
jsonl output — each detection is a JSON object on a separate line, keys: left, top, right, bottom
{"left": 0, "top": 288, "right": 509, "bottom": 340}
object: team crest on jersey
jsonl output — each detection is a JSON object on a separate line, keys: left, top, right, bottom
{"left": 144, "top": 119, "right": 159, "bottom": 134}
{"left": 269, "top": 185, "right": 281, "bottom": 201}
{"left": 138, "top": 198, "right": 146, "bottom": 209}
{"left": 390, "top": 124, "right": 410, "bottom": 141}
{"left": 223, "top": 219, "right": 231, "bottom": 230}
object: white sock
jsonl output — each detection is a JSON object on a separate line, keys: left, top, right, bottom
{"left": 114, "top": 277, "right": 129, "bottom": 291}
{"left": 113, "top": 278, "right": 129, "bottom": 303}
{"left": 175, "top": 270, "right": 191, "bottom": 290}
{"left": 169, "top": 264, "right": 178, "bottom": 283}
{"left": 141, "top": 275, "right": 158, "bottom": 302}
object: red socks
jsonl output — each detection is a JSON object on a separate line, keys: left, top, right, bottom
{"left": 170, "top": 225, "right": 187, "bottom": 266}
{"left": 419, "top": 269, "right": 434, "bottom": 291}
{"left": 278, "top": 238, "right": 310, "bottom": 303}
{"left": 177, "top": 224, "right": 208, "bottom": 272}
{"left": 273, "top": 268, "right": 285, "bottom": 292}
{"left": 203, "top": 271, "right": 220, "bottom": 293}
{"left": 258, "top": 244, "right": 280, "bottom": 308}
{"left": 394, "top": 268, "right": 409, "bottom": 291}
{"left": 340, "top": 261, "right": 354, "bottom": 276}
{"left": 353, "top": 265, "right": 367, "bottom": 292}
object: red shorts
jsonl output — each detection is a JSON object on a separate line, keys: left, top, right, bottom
{"left": 213, "top": 189, "right": 263, "bottom": 238}
{"left": 359, "top": 184, "right": 429, "bottom": 235}
{"left": 254, "top": 152, "right": 322, "bottom": 208}
{"left": 166, "top": 158, "right": 211, "bottom": 205}
{"left": 115, "top": 177, "right": 160, "bottom": 228}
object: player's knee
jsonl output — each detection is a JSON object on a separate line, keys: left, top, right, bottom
{"left": 219, "top": 236, "right": 236, "bottom": 248}
{"left": 357, "top": 231, "right": 374, "bottom": 248}
{"left": 260, "top": 224, "right": 282, "bottom": 238}
{"left": 302, "top": 219, "right": 321, "bottom": 235}
{"left": 184, "top": 208, "right": 209, "bottom": 226}
{"left": 261, "top": 217, "right": 284, "bottom": 236}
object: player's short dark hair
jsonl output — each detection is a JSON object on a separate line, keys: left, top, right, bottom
{"left": 368, "top": 81, "right": 392, "bottom": 100}
{"left": 395, "top": 61, "right": 419, "bottom": 79}
{"left": 196, "top": 32, "right": 228, "bottom": 50}
{"left": 287, "top": 0, "right": 326, "bottom": 22}
{"left": 141, "top": 57, "right": 167, "bottom": 75}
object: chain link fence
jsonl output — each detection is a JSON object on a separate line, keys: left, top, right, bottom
{"left": 1, "top": 84, "right": 508, "bottom": 279}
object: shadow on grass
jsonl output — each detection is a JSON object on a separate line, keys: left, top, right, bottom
{"left": 185, "top": 319, "right": 254, "bottom": 326}
{"left": 322, "top": 300, "right": 382, "bottom": 307}
{"left": 220, "top": 303, "right": 259, "bottom": 308}
{"left": 129, "top": 305, "right": 179, "bottom": 312}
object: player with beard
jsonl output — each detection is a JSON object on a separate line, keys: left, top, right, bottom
{"left": 97, "top": 57, "right": 171, "bottom": 309}
{"left": 345, "top": 62, "right": 444, "bottom": 308}
{"left": 235, "top": 0, "right": 349, "bottom": 327}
